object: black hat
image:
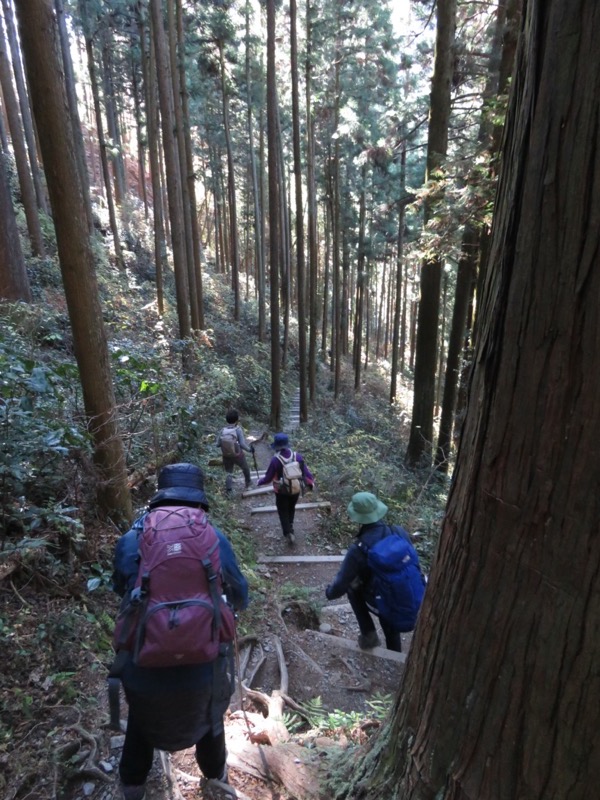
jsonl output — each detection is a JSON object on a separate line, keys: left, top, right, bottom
{"left": 149, "top": 463, "right": 209, "bottom": 510}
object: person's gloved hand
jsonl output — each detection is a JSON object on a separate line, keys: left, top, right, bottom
{"left": 251, "top": 445, "right": 255, "bottom": 453}
{"left": 325, "top": 584, "right": 334, "bottom": 600}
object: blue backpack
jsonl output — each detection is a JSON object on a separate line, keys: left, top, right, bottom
{"left": 366, "top": 527, "right": 426, "bottom": 632}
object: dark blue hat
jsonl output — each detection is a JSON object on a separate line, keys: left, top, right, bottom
{"left": 271, "top": 433, "right": 289, "bottom": 450}
{"left": 149, "top": 463, "right": 209, "bottom": 510}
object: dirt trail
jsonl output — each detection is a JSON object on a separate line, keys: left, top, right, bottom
{"left": 91, "top": 408, "right": 408, "bottom": 800}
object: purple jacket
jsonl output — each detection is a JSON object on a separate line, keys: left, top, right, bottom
{"left": 257, "top": 448, "right": 314, "bottom": 493}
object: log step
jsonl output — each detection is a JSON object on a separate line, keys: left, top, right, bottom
{"left": 251, "top": 501, "right": 331, "bottom": 514}
{"left": 257, "top": 555, "right": 345, "bottom": 564}
{"left": 305, "top": 630, "right": 406, "bottom": 664}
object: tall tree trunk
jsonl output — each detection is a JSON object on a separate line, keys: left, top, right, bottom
{"left": 2, "top": 0, "right": 47, "bottom": 216}
{"left": 345, "top": 3, "right": 600, "bottom": 797}
{"left": 277, "top": 107, "right": 291, "bottom": 370}
{"left": 131, "top": 50, "right": 148, "bottom": 216}
{"left": 82, "top": 27, "right": 124, "bottom": 269}
{"left": 305, "top": 0, "right": 318, "bottom": 403}
{"left": 390, "top": 185, "right": 407, "bottom": 403}
{"left": 406, "top": 0, "right": 457, "bottom": 467}
{"left": 141, "top": 5, "right": 166, "bottom": 315}
{"left": 150, "top": 0, "right": 191, "bottom": 345}
{"left": 290, "top": 0, "right": 307, "bottom": 422}
{"left": 353, "top": 169, "right": 367, "bottom": 390}
{"left": 245, "top": 0, "right": 265, "bottom": 342}
{"left": 267, "top": 0, "right": 281, "bottom": 429}
{"left": 0, "top": 148, "right": 31, "bottom": 300}
{"left": 0, "top": 11, "right": 45, "bottom": 257}
{"left": 15, "top": 0, "right": 131, "bottom": 523}
{"left": 176, "top": 0, "right": 204, "bottom": 329}
{"left": 54, "top": 0, "right": 93, "bottom": 233}
{"left": 168, "top": 0, "right": 199, "bottom": 330}
{"left": 100, "top": 23, "right": 127, "bottom": 207}
{"left": 218, "top": 40, "right": 241, "bottom": 321}
{"left": 436, "top": 0, "right": 518, "bottom": 471}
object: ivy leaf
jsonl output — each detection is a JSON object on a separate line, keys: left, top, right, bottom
{"left": 26, "top": 368, "right": 49, "bottom": 394}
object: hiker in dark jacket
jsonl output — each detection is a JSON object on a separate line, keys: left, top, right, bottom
{"left": 257, "top": 432, "right": 314, "bottom": 546}
{"left": 216, "top": 409, "right": 254, "bottom": 492}
{"left": 111, "top": 463, "right": 249, "bottom": 800}
{"left": 325, "top": 491, "right": 414, "bottom": 652}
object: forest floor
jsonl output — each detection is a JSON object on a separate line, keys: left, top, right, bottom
{"left": 1, "top": 403, "right": 412, "bottom": 800}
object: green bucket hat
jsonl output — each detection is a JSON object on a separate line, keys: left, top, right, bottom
{"left": 347, "top": 492, "right": 388, "bottom": 524}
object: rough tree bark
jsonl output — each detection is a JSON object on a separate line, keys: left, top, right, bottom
{"left": 0, "top": 149, "right": 31, "bottom": 301}
{"left": 340, "top": 2, "right": 600, "bottom": 798}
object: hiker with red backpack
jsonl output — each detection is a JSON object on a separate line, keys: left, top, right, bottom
{"left": 257, "top": 433, "right": 314, "bottom": 546}
{"left": 325, "top": 492, "right": 426, "bottom": 652}
{"left": 110, "top": 463, "right": 248, "bottom": 800}
{"left": 216, "top": 409, "right": 255, "bottom": 493}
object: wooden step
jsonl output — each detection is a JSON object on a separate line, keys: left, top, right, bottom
{"left": 305, "top": 630, "right": 406, "bottom": 664}
{"left": 242, "top": 485, "right": 273, "bottom": 497}
{"left": 251, "top": 501, "right": 331, "bottom": 514}
{"left": 257, "top": 554, "right": 345, "bottom": 564}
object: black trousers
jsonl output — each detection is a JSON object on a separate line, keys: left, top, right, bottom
{"left": 347, "top": 586, "right": 402, "bottom": 652}
{"left": 275, "top": 492, "right": 299, "bottom": 537}
{"left": 223, "top": 454, "right": 250, "bottom": 490}
{"left": 119, "top": 711, "right": 226, "bottom": 785}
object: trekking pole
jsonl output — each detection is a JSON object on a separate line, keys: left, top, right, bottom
{"left": 251, "top": 446, "right": 260, "bottom": 481}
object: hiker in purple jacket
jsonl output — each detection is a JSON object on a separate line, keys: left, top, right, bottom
{"left": 257, "top": 432, "right": 314, "bottom": 545}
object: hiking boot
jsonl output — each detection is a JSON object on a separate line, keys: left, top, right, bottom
{"left": 287, "top": 532, "right": 296, "bottom": 545}
{"left": 358, "top": 631, "right": 380, "bottom": 650}
{"left": 121, "top": 784, "right": 146, "bottom": 800}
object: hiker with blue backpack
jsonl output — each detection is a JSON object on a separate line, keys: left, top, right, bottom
{"left": 257, "top": 432, "right": 314, "bottom": 545}
{"left": 110, "top": 463, "right": 249, "bottom": 800}
{"left": 325, "top": 491, "right": 426, "bottom": 652}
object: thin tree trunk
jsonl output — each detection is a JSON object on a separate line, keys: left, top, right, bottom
{"left": 305, "top": 0, "right": 318, "bottom": 402}
{"left": 290, "top": 0, "right": 307, "bottom": 422}
{"left": 82, "top": 28, "right": 124, "bottom": 269}
{"left": 142, "top": 5, "right": 166, "bottom": 315}
{"left": 0, "top": 148, "right": 31, "bottom": 300}
{"left": 218, "top": 40, "right": 241, "bottom": 321}
{"left": 2, "top": 0, "right": 47, "bottom": 216}
{"left": 245, "top": 0, "right": 265, "bottom": 342}
{"left": 100, "top": 24, "right": 127, "bottom": 207}
{"left": 131, "top": 51, "right": 148, "bottom": 217}
{"left": 267, "top": 0, "right": 281, "bottom": 429}
{"left": 390, "top": 195, "right": 407, "bottom": 403}
{"left": 0, "top": 11, "right": 45, "bottom": 257}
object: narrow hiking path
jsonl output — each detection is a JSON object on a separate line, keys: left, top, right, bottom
{"left": 75, "top": 396, "right": 411, "bottom": 800}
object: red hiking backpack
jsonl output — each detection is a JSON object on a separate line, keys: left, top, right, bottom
{"left": 113, "top": 505, "right": 236, "bottom": 668}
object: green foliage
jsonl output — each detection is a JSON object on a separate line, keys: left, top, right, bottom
{"left": 286, "top": 692, "right": 393, "bottom": 733}
{"left": 0, "top": 306, "right": 89, "bottom": 549}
